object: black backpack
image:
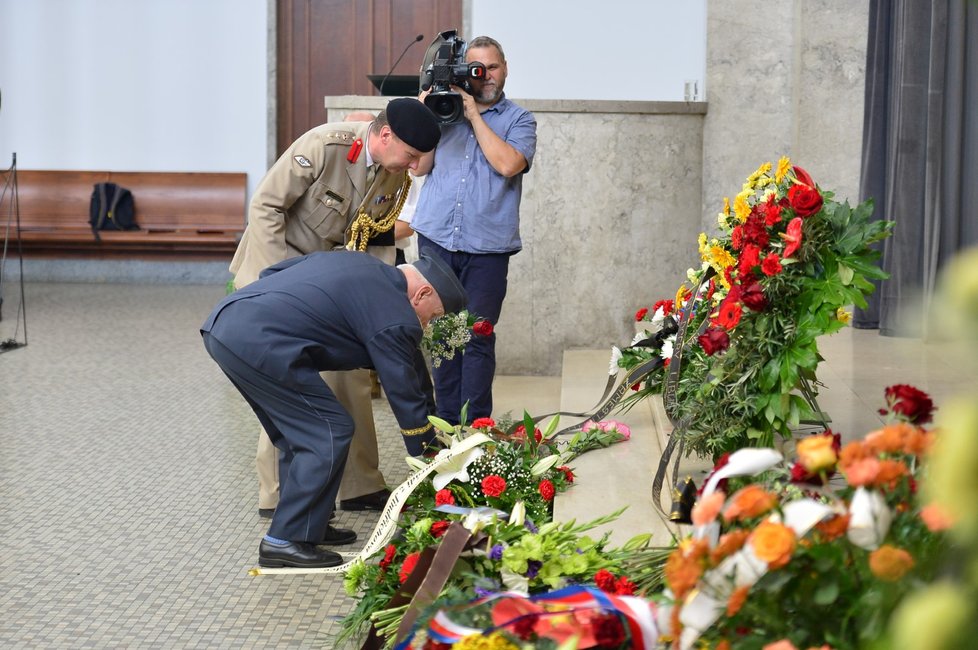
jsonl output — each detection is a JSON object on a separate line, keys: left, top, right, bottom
{"left": 89, "top": 182, "right": 138, "bottom": 240}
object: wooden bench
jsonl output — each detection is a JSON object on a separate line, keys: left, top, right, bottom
{"left": 9, "top": 170, "right": 247, "bottom": 258}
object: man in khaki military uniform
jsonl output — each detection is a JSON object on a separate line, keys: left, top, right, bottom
{"left": 230, "top": 98, "right": 441, "bottom": 536}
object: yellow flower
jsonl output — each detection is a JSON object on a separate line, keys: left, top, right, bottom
{"left": 836, "top": 307, "right": 852, "bottom": 324}
{"left": 698, "top": 232, "right": 709, "bottom": 260}
{"left": 733, "top": 192, "right": 751, "bottom": 223}
{"left": 709, "top": 246, "right": 736, "bottom": 273}
{"left": 868, "top": 544, "right": 915, "bottom": 581}
{"left": 723, "top": 196, "right": 731, "bottom": 216}
{"left": 675, "top": 283, "right": 689, "bottom": 308}
{"left": 796, "top": 435, "right": 838, "bottom": 473}
{"left": 453, "top": 632, "right": 520, "bottom": 650}
{"left": 752, "top": 161, "right": 772, "bottom": 180}
{"left": 775, "top": 156, "right": 791, "bottom": 183}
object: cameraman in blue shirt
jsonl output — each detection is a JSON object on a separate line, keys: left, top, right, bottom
{"left": 413, "top": 35, "right": 538, "bottom": 425}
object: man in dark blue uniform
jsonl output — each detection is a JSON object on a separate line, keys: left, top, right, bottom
{"left": 201, "top": 251, "right": 467, "bottom": 568}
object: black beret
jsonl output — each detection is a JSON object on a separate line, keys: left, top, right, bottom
{"left": 386, "top": 98, "right": 441, "bottom": 152}
{"left": 413, "top": 254, "right": 468, "bottom": 314}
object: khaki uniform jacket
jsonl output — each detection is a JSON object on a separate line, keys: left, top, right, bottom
{"left": 230, "top": 121, "right": 409, "bottom": 287}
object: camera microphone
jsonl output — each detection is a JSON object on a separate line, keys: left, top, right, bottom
{"left": 380, "top": 34, "right": 424, "bottom": 96}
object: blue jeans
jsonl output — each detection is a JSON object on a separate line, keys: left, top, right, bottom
{"left": 418, "top": 235, "right": 511, "bottom": 425}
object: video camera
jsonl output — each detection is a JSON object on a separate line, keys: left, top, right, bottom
{"left": 420, "top": 30, "right": 486, "bottom": 124}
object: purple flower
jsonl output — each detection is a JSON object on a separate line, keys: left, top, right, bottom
{"left": 489, "top": 544, "right": 504, "bottom": 561}
{"left": 474, "top": 586, "right": 495, "bottom": 598}
{"left": 525, "top": 560, "right": 543, "bottom": 579}
{"left": 525, "top": 520, "right": 539, "bottom": 534}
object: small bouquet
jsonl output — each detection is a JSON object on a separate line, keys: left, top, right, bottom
{"left": 422, "top": 310, "right": 493, "bottom": 368}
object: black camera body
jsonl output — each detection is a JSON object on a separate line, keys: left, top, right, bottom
{"left": 420, "top": 30, "right": 486, "bottom": 124}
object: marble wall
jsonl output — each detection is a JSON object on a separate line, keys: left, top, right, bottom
{"left": 328, "top": 0, "right": 870, "bottom": 376}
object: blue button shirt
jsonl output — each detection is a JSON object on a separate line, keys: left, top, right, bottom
{"left": 412, "top": 95, "right": 537, "bottom": 254}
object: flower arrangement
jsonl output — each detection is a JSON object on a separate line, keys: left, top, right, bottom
{"left": 423, "top": 310, "right": 494, "bottom": 368}
{"left": 337, "top": 415, "right": 639, "bottom": 648}
{"left": 657, "top": 387, "right": 947, "bottom": 650}
{"left": 619, "top": 158, "right": 894, "bottom": 458}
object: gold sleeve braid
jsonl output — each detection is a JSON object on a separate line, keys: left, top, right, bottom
{"left": 346, "top": 174, "right": 412, "bottom": 253}
{"left": 401, "top": 422, "right": 433, "bottom": 437}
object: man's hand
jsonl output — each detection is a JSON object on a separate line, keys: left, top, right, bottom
{"left": 449, "top": 84, "right": 480, "bottom": 123}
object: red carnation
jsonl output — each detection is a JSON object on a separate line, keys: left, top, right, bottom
{"left": 743, "top": 215, "right": 770, "bottom": 249}
{"left": 379, "top": 544, "right": 397, "bottom": 571}
{"left": 882, "top": 384, "right": 935, "bottom": 425}
{"left": 434, "top": 489, "right": 455, "bottom": 506}
{"left": 399, "top": 551, "right": 421, "bottom": 584}
{"left": 788, "top": 183, "right": 823, "bottom": 217}
{"left": 652, "top": 299, "right": 674, "bottom": 316}
{"left": 615, "top": 575, "right": 636, "bottom": 595}
{"left": 762, "top": 196, "right": 783, "bottom": 226}
{"left": 741, "top": 282, "right": 768, "bottom": 311}
{"left": 538, "top": 479, "right": 555, "bottom": 501}
{"left": 471, "top": 417, "right": 496, "bottom": 430}
{"left": 594, "top": 568, "right": 616, "bottom": 593}
{"left": 558, "top": 466, "right": 575, "bottom": 483}
{"left": 430, "top": 520, "right": 450, "bottom": 538}
{"left": 731, "top": 225, "right": 744, "bottom": 250}
{"left": 635, "top": 307, "right": 649, "bottom": 322}
{"left": 698, "top": 327, "right": 730, "bottom": 356}
{"left": 716, "top": 300, "right": 743, "bottom": 330}
{"left": 737, "top": 244, "right": 761, "bottom": 277}
{"left": 761, "top": 252, "right": 783, "bottom": 276}
{"left": 481, "top": 475, "right": 507, "bottom": 497}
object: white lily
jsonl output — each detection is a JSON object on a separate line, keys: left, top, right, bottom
{"left": 847, "top": 487, "right": 892, "bottom": 550}
{"left": 508, "top": 501, "right": 526, "bottom": 526}
{"left": 702, "top": 448, "right": 783, "bottom": 496}
{"left": 431, "top": 444, "right": 484, "bottom": 491}
{"left": 404, "top": 455, "right": 428, "bottom": 471}
{"left": 530, "top": 454, "right": 561, "bottom": 476}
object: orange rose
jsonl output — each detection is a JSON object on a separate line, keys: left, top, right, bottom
{"left": 796, "top": 435, "right": 837, "bottom": 473}
{"left": 814, "top": 514, "right": 850, "bottom": 542}
{"left": 842, "top": 457, "right": 880, "bottom": 486}
{"left": 664, "top": 546, "right": 705, "bottom": 598}
{"left": 872, "top": 459, "right": 908, "bottom": 490}
{"left": 723, "top": 485, "right": 779, "bottom": 522}
{"left": 692, "top": 491, "right": 726, "bottom": 526}
{"left": 868, "top": 545, "right": 915, "bottom": 581}
{"left": 710, "top": 529, "right": 751, "bottom": 564}
{"left": 920, "top": 503, "right": 955, "bottom": 532}
{"left": 763, "top": 641, "right": 798, "bottom": 650}
{"left": 726, "top": 585, "right": 750, "bottom": 617}
{"left": 750, "top": 521, "right": 797, "bottom": 569}
{"left": 839, "top": 441, "right": 870, "bottom": 466}
{"left": 716, "top": 641, "right": 732, "bottom": 650}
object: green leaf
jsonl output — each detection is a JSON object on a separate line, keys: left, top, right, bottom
{"left": 428, "top": 415, "right": 456, "bottom": 433}
{"left": 542, "top": 415, "right": 561, "bottom": 439}
{"left": 838, "top": 262, "right": 854, "bottom": 286}
{"left": 814, "top": 581, "right": 840, "bottom": 605}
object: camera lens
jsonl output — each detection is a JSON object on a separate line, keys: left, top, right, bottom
{"left": 424, "top": 93, "right": 463, "bottom": 123}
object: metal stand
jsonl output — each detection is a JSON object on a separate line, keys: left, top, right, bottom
{"left": 1, "top": 152, "right": 28, "bottom": 353}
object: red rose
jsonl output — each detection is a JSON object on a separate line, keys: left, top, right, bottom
{"left": 471, "top": 417, "right": 496, "bottom": 430}
{"left": 472, "top": 320, "right": 494, "bottom": 336}
{"left": 761, "top": 252, "right": 783, "bottom": 276}
{"left": 716, "top": 300, "right": 743, "bottom": 330}
{"left": 558, "top": 466, "right": 575, "bottom": 483}
{"left": 538, "top": 479, "right": 555, "bottom": 501}
{"left": 481, "top": 475, "right": 507, "bottom": 497}
{"left": 635, "top": 307, "right": 649, "bottom": 321}
{"left": 782, "top": 217, "right": 804, "bottom": 258}
{"left": 741, "top": 282, "right": 768, "bottom": 311}
{"left": 884, "top": 384, "right": 935, "bottom": 425}
{"left": 430, "top": 520, "right": 450, "bottom": 538}
{"left": 788, "top": 184, "right": 823, "bottom": 217}
{"left": 698, "top": 327, "right": 730, "bottom": 356}
{"left": 399, "top": 551, "right": 421, "bottom": 584}
{"left": 434, "top": 489, "right": 455, "bottom": 506}
{"left": 594, "top": 568, "right": 616, "bottom": 592}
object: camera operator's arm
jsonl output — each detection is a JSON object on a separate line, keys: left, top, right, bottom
{"left": 454, "top": 85, "right": 528, "bottom": 178}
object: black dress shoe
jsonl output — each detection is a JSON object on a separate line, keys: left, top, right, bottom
{"left": 258, "top": 508, "right": 275, "bottom": 519}
{"left": 258, "top": 540, "right": 343, "bottom": 568}
{"left": 317, "top": 525, "right": 357, "bottom": 546}
{"left": 340, "top": 489, "right": 392, "bottom": 512}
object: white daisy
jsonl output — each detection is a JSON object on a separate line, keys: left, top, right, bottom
{"left": 608, "top": 346, "right": 623, "bottom": 375}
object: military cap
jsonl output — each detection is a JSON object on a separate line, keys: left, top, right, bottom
{"left": 413, "top": 254, "right": 467, "bottom": 314}
{"left": 387, "top": 98, "right": 441, "bottom": 152}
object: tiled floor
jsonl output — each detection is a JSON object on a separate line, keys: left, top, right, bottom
{"left": 0, "top": 282, "right": 973, "bottom": 648}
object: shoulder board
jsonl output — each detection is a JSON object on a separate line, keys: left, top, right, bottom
{"left": 322, "top": 130, "right": 356, "bottom": 144}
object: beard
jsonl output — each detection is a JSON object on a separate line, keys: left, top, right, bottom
{"left": 473, "top": 80, "right": 503, "bottom": 105}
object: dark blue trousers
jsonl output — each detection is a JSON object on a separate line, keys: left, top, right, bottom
{"left": 202, "top": 333, "right": 353, "bottom": 543}
{"left": 418, "top": 235, "right": 510, "bottom": 425}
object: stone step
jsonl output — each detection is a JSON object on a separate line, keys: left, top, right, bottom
{"left": 552, "top": 349, "right": 689, "bottom": 548}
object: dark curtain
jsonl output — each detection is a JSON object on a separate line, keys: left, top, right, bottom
{"left": 856, "top": 0, "right": 978, "bottom": 336}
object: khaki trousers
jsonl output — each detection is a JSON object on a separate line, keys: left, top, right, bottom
{"left": 256, "top": 368, "right": 387, "bottom": 509}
